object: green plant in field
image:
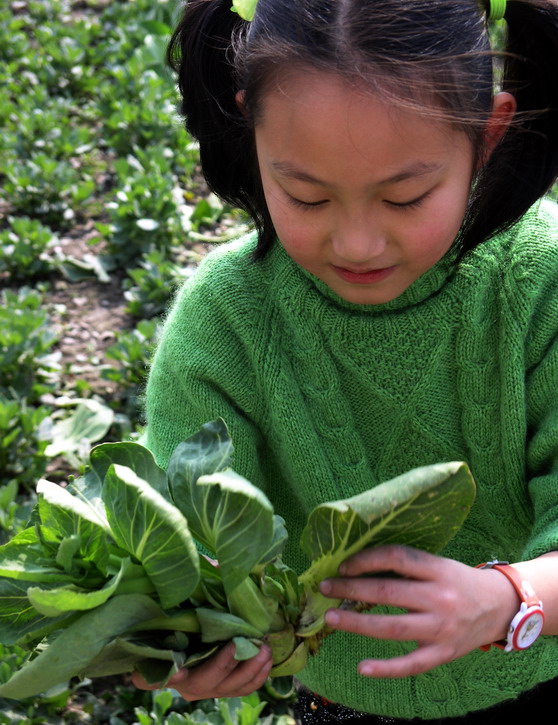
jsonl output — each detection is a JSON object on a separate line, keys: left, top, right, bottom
{"left": 45, "top": 398, "right": 115, "bottom": 470}
{"left": 0, "top": 289, "right": 60, "bottom": 403}
{"left": 0, "top": 642, "right": 88, "bottom": 725}
{"left": 124, "top": 251, "right": 193, "bottom": 319}
{"left": 133, "top": 689, "right": 293, "bottom": 725}
{"left": 2, "top": 154, "right": 93, "bottom": 229}
{"left": 102, "top": 318, "right": 160, "bottom": 389}
{"left": 101, "top": 147, "right": 186, "bottom": 266}
{"left": 11, "top": 100, "right": 94, "bottom": 161}
{"left": 100, "top": 72, "right": 184, "bottom": 155}
{"left": 0, "top": 397, "right": 50, "bottom": 492}
{"left": 0, "top": 217, "right": 58, "bottom": 281}
{"left": 101, "top": 319, "right": 161, "bottom": 424}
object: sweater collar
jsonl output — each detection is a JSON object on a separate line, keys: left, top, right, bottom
{"left": 275, "top": 243, "right": 458, "bottom": 313}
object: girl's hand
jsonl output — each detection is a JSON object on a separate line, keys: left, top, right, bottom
{"left": 131, "top": 642, "right": 273, "bottom": 700}
{"left": 319, "top": 545, "right": 520, "bottom": 679}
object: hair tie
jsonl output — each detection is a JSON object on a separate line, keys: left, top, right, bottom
{"left": 232, "top": 0, "right": 258, "bottom": 21}
{"left": 488, "top": 0, "right": 507, "bottom": 20}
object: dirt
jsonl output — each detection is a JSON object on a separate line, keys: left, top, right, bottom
{"left": 46, "top": 222, "right": 130, "bottom": 398}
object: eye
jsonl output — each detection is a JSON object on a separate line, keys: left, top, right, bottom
{"left": 386, "top": 190, "right": 432, "bottom": 211}
{"left": 287, "top": 195, "right": 328, "bottom": 210}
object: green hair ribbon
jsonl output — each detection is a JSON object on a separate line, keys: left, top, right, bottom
{"left": 232, "top": 0, "right": 258, "bottom": 21}
{"left": 488, "top": 0, "right": 506, "bottom": 20}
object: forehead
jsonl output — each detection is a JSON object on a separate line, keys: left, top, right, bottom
{"left": 254, "top": 70, "right": 473, "bottom": 183}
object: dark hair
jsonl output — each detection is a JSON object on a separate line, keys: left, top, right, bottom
{"left": 168, "top": 0, "right": 558, "bottom": 258}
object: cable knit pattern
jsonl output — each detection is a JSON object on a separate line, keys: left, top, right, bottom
{"left": 146, "top": 200, "right": 558, "bottom": 719}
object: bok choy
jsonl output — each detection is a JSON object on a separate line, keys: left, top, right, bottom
{"left": 0, "top": 420, "right": 476, "bottom": 699}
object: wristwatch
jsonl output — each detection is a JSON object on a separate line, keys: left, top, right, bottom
{"left": 477, "top": 561, "right": 545, "bottom": 652}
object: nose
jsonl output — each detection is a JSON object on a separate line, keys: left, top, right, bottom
{"left": 331, "top": 214, "right": 387, "bottom": 263}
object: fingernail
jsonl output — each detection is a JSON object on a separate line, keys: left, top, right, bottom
{"left": 325, "top": 609, "right": 339, "bottom": 625}
{"left": 168, "top": 668, "right": 188, "bottom": 685}
{"left": 320, "top": 579, "right": 332, "bottom": 594}
{"left": 338, "top": 563, "right": 347, "bottom": 575}
{"left": 359, "top": 662, "right": 375, "bottom": 676}
{"left": 255, "top": 645, "right": 271, "bottom": 662}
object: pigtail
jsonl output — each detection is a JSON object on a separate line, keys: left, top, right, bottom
{"left": 167, "top": 0, "right": 271, "bottom": 248}
{"left": 462, "top": 0, "right": 558, "bottom": 252}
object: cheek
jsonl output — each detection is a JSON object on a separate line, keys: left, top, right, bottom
{"left": 407, "top": 217, "right": 459, "bottom": 268}
{"left": 412, "top": 195, "right": 467, "bottom": 263}
{"left": 266, "top": 199, "right": 323, "bottom": 257}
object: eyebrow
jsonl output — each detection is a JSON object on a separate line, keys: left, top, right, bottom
{"left": 270, "top": 160, "right": 443, "bottom": 186}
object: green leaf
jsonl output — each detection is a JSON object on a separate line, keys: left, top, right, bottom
{"left": 226, "top": 575, "right": 279, "bottom": 633}
{"left": 60, "top": 254, "right": 112, "bottom": 283}
{"left": 0, "top": 528, "right": 73, "bottom": 583}
{"left": 168, "top": 421, "right": 273, "bottom": 591}
{"left": 141, "top": 20, "right": 172, "bottom": 35}
{"left": 26, "top": 557, "right": 132, "bottom": 617}
{"left": 136, "top": 218, "right": 159, "bottom": 231}
{"left": 82, "top": 636, "right": 183, "bottom": 679}
{"left": 167, "top": 419, "right": 233, "bottom": 493}
{"left": 172, "top": 469, "right": 274, "bottom": 594}
{"left": 55, "top": 535, "right": 81, "bottom": 573}
{"left": 66, "top": 468, "right": 105, "bottom": 522}
{"left": 195, "top": 608, "right": 264, "bottom": 642}
{"left": 90, "top": 441, "right": 170, "bottom": 501}
{"left": 256, "top": 515, "right": 288, "bottom": 568}
{"left": 231, "top": 636, "right": 260, "bottom": 661}
{"left": 37, "top": 478, "right": 110, "bottom": 573}
{"left": 102, "top": 465, "right": 200, "bottom": 608}
{"left": 0, "top": 594, "right": 164, "bottom": 699}
{"left": 0, "top": 577, "right": 73, "bottom": 645}
{"left": 44, "top": 399, "right": 114, "bottom": 458}
{"left": 297, "top": 462, "right": 476, "bottom": 635}
{"left": 134, "top": 658, "right": 178, "bottom": 687}
{"left": 37, "top": 478, "right": 109, "bottom": 533}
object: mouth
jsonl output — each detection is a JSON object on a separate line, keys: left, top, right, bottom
{"left": 332, "top": 265, "right": 396, "bottom": 285}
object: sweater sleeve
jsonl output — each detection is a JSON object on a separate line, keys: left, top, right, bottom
{"left": 518, "top": 204, "right": 558, "bottom": 559}
{"left": 145, "top": 243, "right": 268, "bottom": 488}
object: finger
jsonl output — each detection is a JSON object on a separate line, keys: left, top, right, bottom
{"left": 339, "top": 545, "right": 443, "bottom": 580}
{"left": 357, "top": 643, "right": 458, "bottom": 679}
{"left": 174, "top": 641, "right": 238, "bottom": 689}
{"left": 320, "top": 575, "right": 432, "bottom": 610}
{"left": 168, "top": 642, "right": 242, "bottom": 699}
{"left": 172, "top": 644, "right": 273, "bottom": 700}
{"left": 208, "top": 645, "right": 273, "bottom": 697}
{"left": 224, "top": 650, "right": 274, "bottom": 696}
{"left": 130, "top": 671, "right": 160, "bottom": 691}
{"left": 324, "top": 608, "right": 436, "bottom": 642}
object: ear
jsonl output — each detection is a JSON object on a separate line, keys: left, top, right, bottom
{"left": 235, "top": 90, "right": 248, "bottom": 117}
{"left": 479, "top": 91, "right": 516, "bottom": 165}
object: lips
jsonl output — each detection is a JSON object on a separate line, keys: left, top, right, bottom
{"left": 332, "top": 265, "right": 396, "bottom": 285}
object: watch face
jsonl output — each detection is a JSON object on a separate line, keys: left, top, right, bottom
{"left": 512, "top": 609, "right": 544, "bottom": 650}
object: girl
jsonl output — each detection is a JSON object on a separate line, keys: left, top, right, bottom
{"left": 137, "top": 0, "right": 558, "bottom": 721}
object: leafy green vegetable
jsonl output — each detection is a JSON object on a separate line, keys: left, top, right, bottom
{"left": 0, "top": 420, "right": 476, "bottom": 699}
{"left": 103, "top": 465, "right": 200, "bottom": 609}
{"left": 0, "top": 595, "right": 163, "bottom": 700}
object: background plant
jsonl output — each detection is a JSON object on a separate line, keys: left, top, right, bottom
{"left": 0, "top": 217, "right": 59, "bottom": 281}
{"left": 0, "top": 288, "right": 60, "bottom": 403}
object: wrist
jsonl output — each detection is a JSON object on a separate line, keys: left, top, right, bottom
{"left": 477, "top": 561, "right": 545, "bottom": 651}
{"left": 481, "top": 566, "right": 521, "bottom": 643}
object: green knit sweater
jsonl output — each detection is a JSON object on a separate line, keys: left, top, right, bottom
{"left": 146, "top": 200, "right": 558, "bottom": 719}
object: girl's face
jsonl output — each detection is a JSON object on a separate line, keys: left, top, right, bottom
{"left": 252, "top": 71, "right": 476, "bottom": 305}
